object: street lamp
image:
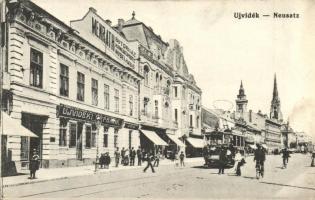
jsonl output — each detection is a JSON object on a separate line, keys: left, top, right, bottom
{"left": 94, "top": 115, "right": 101, "bottom": 172}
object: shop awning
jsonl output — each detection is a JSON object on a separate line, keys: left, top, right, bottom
{"left": 1, "top": 112, "right": 38, "bottom": 137}
{"left": 140, "top": 130, "right": 168, "bottom": 146}
{"left": 186, "top": 137, "right": 205, "bottom": 148}
{"left": 249, "top": 144, "right": 257, "bottom": 149}
{"left": 167, "top": 134, "right": 186, "bottom": 147}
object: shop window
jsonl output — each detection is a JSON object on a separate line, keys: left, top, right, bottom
{"left": 129, "top": 130, "right": 132, "bottom": 149}
{"left": 30, "top": 48, "right": 43, "bottom": 88}
{"left": 114, "top": 89, "right": 119, "bottom": 113}
{"left": 86, "top": 125, "right": 92, "bottom": 148}
{"left": 129, "top": 95, "right": 133, "bottom": 116}
{"left": 77, "top": 72, "right": 85, "bottom": 101}
{"left": 60, "top": 64, "right": 69, "bottom": 97}
{"left": 104, "top": 84, "right": 110, "bottom": 110}
{"left": 196, "top": 116, "right": 199, "bottom": 128}
{"left": 114, "top": 129, "right": 118, "bottom": 148}
{"left": 69, "top": 122, "right": 77, "bottom": 148}
{"left": 91, "top": 124, "right": 97, "bottom": 147}
{"left": 21, "top": 136, "right": 29, "bottom": 161}
{"left": 59, "top": 118, "right": 68, "bottom": 146}
{"left": 92, "top": 78, "right": 98, "bottom": 106}
{"left": 103, "top": 127, "right": 108, "bottom": 147}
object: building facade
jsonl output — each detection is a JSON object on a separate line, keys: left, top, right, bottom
{"left": 1, "top": 0, "right": 203, "bottom": 172}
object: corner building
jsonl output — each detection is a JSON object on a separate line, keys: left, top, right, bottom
{"left": 2, "top": 1, "right": 141, "bottom": 170}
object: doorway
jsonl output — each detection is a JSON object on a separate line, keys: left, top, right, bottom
{"left": 21, "top": 113, "right": 47, "bottom": 167}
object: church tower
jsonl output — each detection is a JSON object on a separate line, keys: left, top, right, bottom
{"left": 236, "top": 81, "right": 248, "bottom": 114}
{"left": 270, "top": 74, "right": 283, "bottom": 121}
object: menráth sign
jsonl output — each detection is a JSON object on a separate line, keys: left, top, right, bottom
{"left": 91, "top": 17, "right": 136, "bottom": 69}
{"left": 57, "top": 104, "right": 123, "bottom": 127}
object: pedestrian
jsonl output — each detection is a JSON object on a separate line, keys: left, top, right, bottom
{"left": 121, "top": 147, "right": 125, "bottom": 165}
{"left": 124, "top": 148, "right": 130, "bottom": 166}
{"left": 234, "top": 150, "right": 246, "bottom": 176}
{"left": 218, "top": 146, "right": 227, "bottom": 175}
{"left": 137, "top": 146, "right": 142, "bottom": 166}
{"left": 104, "top": 152, "right": 111, "bottom": 169}
{"left": 114, "top": 147, "right": 120, "bottom": 167}
{"left": 130, "top": 147, "right": 136, "bottom": 166}
{"left": 99, "top": 153, "right": 106, "bottom": 169}
{"left": 282, "top": 148, "right": 290, "bottom": 169}
{"left": 311, "top": 151, "right": 315, "bottom": 167}
{"left": 174, "top": 151, "right": 180, "bottom": 168}
{"left": 29, "top": 149, "right": 39, "bottom": 179}
{"left": 143, "top": 151, "right": 155, "bottom": 173}
{"left": 153, "top": 151, "right": 160, "bottom": 167}
{"left": 179, "top": 151, "right": 185, "bottom": 167}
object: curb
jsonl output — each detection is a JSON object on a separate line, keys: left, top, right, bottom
{"left": 3, "top": 159, "right": 203, "bottom": 188}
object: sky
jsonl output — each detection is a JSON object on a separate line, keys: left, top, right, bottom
{"left": 32, "top": 0, "right": 315, "bottom": 140}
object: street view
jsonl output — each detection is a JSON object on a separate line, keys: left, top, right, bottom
{"left": 1, "top": 0, "right": 315, "bottom": 199}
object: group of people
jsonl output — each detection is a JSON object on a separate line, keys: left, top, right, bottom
{"left": 114, "top": 147, "right": 143, "bottom": 167}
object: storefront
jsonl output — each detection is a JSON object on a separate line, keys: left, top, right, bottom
{"left": 139, "top": 129, "right": 168, "bottom": 155}
{"left": 1, "top": 111, "right": 38, "bottom": 176}
{"left": 185, "top": 136, "right": 205, "bottom": 157}
{"left": 56, "top": 104, "right": 124, "bottom": 166}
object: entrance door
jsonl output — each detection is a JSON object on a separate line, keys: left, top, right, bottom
{"left": 76, "top": 122, "right": 83, "bottom": 160}
{"left": 21, "top": 113, "right": 47, "bottom": 166}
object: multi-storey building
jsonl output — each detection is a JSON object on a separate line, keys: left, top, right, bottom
{"left": 1, "top": 1, "right": 141, "bottom": 171}
{"left": 1, "top": 1, "right": 203, "bottom": 173}
{"left": 165, "top": 40, "right": 203, "bottom": 152}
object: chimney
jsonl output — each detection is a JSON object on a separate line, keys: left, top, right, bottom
{"left": 105, "top": 20, "right": 112, "bottom": 26}
{"left": 249, "top": 109, "right": 252, "bottom": 122}
{"left": 118, "top": 18, "right": 124, "bottom": 31}
{"left": 89, "top": 7, "right": 97, "bottom": 13}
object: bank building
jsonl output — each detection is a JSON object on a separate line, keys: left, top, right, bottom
{"left": 0, "top": 0, "right": 202, "bottom": 174}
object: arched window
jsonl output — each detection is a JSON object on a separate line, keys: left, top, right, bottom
{"left": 144, "top": 65, "right": 149, "bottom": 86}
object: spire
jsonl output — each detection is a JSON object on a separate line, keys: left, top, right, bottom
{"left": 273, "top": 74, "right": 279, "bottom": 100}
{"left": 132, "top": 11, "right": 135, "bottom": 19}
{"left": 238, "top": 80, "right": 245, "bottom": 98}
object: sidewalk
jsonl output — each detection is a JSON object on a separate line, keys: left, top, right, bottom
{"left": 2, "top": 157, "right": 203, "bottom": 187}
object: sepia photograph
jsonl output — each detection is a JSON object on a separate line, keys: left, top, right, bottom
{"left": 0, "top": 0, "right": 315, "bottom": 199}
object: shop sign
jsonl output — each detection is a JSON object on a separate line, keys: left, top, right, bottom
{"left": 57, "top": 104, "right": 123, "bottom": 127}
{"left": 124, "top": 122, "right": 139, "bottom": 130}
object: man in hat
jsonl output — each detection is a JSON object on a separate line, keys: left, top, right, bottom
{"left": 218, "top": 146, "right": 227, "bottom": 175}
{"left": 254, "top": 144, "right": 266, "bottom": 178}
{"left": 29, "top": 149, "right": 40, "bottom": 179}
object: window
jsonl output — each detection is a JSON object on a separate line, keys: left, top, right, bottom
{"left": 92, "top": 79, "right": 98, "bottom": 106}
{"left": 77, "top": 72, "right": 85, "bottom": 101}
{"left": 190, "top": 115, "right": 193, "bottom": 127}
{"left": 174, "top": 86, "right": 178, "bottom": 98}
{"left": 196, "top": 116, "right": 199, "bottom": 128}
{"left": 129, "top": 95, "right": 133, "bottom": 116}
{"left": 104, "top": 84, "right": 109, "bottom": 110}
{"left": 30, "top": 49, "right": 43, "bottom": 88}
{"left": 103, "top": 127, "right": 108, "bottom": 147}
{"left": 91, "top": 124, "right": 97, "bottom": 147}
{"left": 154, "top": 100, "right": 158, "bottom": 118}
{"left": 85, "top": 125, "right": 92, "bottom": 148}
{"left": 69, "top": 122, "right": 77, "bottom": 148}
{"left": 144, "top": 66, "right": 149, "bottom": 86}
{"left": 59, "top": 119, "right": 67, "bottom": 146}
{"left": 114, "top": 89, "right": 119, "bottom": 113}
{"left": 114, "top": 129, "right": 118, "bottom": 148}
{"left": 60, "top": 64, "right": 69, "bottom": 97}
{"left": 175, "top": 109, "right": 178, "bottom": 122}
